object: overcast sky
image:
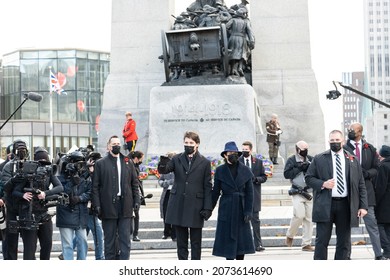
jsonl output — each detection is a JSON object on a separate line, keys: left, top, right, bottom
{"left": 0, "top": 0, "right": 365, "bottom": 137}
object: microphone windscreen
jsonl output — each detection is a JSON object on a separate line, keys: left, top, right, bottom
{"left": 26, "top": 92, "right": 43, "bottom": 102}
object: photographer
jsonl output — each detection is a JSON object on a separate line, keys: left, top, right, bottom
{"left": 11, "top": 147, "right": 63, "bottom": 260}
{"left": 283, "top": 140, "right": 314, "bottom": 252}
{"left": 56, "top": 150, "right": 91, "bottom": 260}
{"left": 1, "top": 139, "right": 30, "bottom": 259}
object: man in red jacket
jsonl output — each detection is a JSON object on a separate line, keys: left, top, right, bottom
{"left": 122, "top": 112, "right": 138, "bottom": 153}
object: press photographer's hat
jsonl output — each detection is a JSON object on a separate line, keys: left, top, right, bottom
{"left": 6, "top": 144, "right": 12, "bottom": 154}
{"left": 34, "top": 147, "right": 50, "bottom": 163}
{"left": 220, "top": 141, "right": 242, "bottom": 157}
{"left": 379, "top": 145, "right": 390, "bottom": 158}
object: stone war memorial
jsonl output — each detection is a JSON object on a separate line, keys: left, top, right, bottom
{"left": 98, "top": 0, "right": 325, "bottom": 162}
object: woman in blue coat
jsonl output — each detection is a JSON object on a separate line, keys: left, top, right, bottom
{"left": 212, "top": 141, "right": 255, "bottom": 260}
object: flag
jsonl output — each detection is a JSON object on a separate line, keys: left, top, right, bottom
{"left": 50, "top": 70, "right": 67, "bottom": 95}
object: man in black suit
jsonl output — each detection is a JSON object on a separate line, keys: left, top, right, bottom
{"left": 240, "top": 141, "right": 267, "bottom": 252}
{"left": 343, "top": 122, "right": 385, "bottom": 259}
{"left": 158, "top": 131, "right": 212, "bottom": 260}
{"left": 305, "top": 129, "right": 368, "bottom": 260}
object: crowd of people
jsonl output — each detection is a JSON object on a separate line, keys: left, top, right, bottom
{"left": 1, "top": 109, "right": 390, "bottom": 261}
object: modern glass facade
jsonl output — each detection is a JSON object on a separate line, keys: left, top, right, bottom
{"left": 0, "top": 48, "right": 110, "bottom": 158}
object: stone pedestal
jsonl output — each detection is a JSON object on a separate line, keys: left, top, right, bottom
{"left": 148, "top": 84, "right": 261, "bottom": 158}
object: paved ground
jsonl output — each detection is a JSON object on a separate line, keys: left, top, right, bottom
{"left": 1, "top": 206, "right": 382, "bottom": 261}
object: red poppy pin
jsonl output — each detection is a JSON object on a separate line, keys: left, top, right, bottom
{"left": 345, "top": 154, "right": 354, "bottom": 162}
{"left": 124, "top": 157, "right": 129, "bottom": 164}
{"left": 363, "top": 143, "right": 369, "bottom": 149}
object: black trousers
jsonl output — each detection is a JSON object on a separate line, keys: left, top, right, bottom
{"left": 21, "top": 219, "right": 53, "bottom": 260}
{"left": 175, "top": 226, "right": 202, "bottom": 260}
{"left": 162, "top": 190, "right": 175, "bottom": 238}
{"left": 250, "top": 211, "right": 262, "bottom": 248}
{"left": 133, "top": 209, "right": 139, "bottom": 236}
{"left": 4, "top": 209, "right": 19, "bottom": 260}
{"left": 126, "top": 140, "right": 137, "bottom": 152}
{"left": 314, "top": 198, "right": 351, "bottom": 260}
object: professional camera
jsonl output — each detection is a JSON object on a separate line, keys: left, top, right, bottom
{"left": 45, "top": 193, "right": 70, "bottom": 208}
{"left": 15, "top": 160, "right": 51, "bottom": 182}
{"left": 8, "top": 191, "right": 70, "bottom": 233}
{"left": 288, "top": 188, "right": 301, "bottom": 196}
{"left": 288, "top": 186, "right": 312, "bottom": 201}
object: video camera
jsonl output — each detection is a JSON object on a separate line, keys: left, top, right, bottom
{"left": 288, "top": 186, "right": 312, "bottom": 201}
{"left": 15, "top": 160, "right": 52, "bottom": 182}
{"left": 8, "top": 191, "right": 69, "bottom": 233}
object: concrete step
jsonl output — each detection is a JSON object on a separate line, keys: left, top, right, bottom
{"left": 9, "top": 216, "right": 372, "bottom": 252}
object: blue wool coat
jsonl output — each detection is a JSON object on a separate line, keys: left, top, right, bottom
{"left": 212, "top": 161, "right": 255, "bottom": 259}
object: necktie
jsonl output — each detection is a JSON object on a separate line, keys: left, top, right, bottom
{"left": 335, "top": 154, "right": 345, "bottom": 195}
{"left": 355, "top": 143, "right": 360, "bottom": 162}
{"left": 246, "top": 158, "right": 250, "bottom": 167}
{"left": 188, "top": 156, "right": 192, "bottom": 169}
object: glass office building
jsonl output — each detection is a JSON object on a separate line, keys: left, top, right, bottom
{"left": 0, "top": 48, "right": 110, "bottom": 158}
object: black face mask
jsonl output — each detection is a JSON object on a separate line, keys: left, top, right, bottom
{"left": 17, "top": 149, "right": 27, "bottom": 160}
{"left": 184, "top": 145, "right": 195, "bottom": 155}
{"left": 330, "top": 142, "right": 342, "bottom": 153}
{"left": 347, "top": 130, "right": 356, "bottom": 141}
{"left": 227, "top": 154, "right": 239, "bottom": 164}
{"left": 242, "top": 151, "right": 250, "bottom": 158}
{"left": 298, "top": 149, "right": 308, "bottom": 158}
{"left": 111, "top": 146, "right": 121, "bottom": 155}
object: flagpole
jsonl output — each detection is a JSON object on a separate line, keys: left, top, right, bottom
{"left": 49, "top": 66, "right": 54, "bottom": 161}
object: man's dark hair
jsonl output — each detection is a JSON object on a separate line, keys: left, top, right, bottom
{"left": 108, "top": 135, "right": 120, "bottom": 144}
{"left": 242, "top": 141, "right": 253, "bottom": 150}
{"left": 183, "top": 131, "right": 200, "bottom": 144}
{"left": 131, "top": 151, "right": 144, "bottom": 160}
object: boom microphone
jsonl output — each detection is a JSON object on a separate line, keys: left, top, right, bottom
{"left": 24, "top": 92, "right": 43, "bottom": 102}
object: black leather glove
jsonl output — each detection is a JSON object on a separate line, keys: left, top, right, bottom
{"left": 70, "top": 196, "right": 81, "bottom": 205}
{"left": 159, "top": 155, "right": 171, "bottom": 165}
{"left": 252, "top": 177, "right": 258, "bottom": 184}
{"left": 362, "top": 169, "right": 370, "bottom": 179}
{"left": 244, "top": 215, "right": 251, "bottom": 223}
{"left": 134, "top": 203, "right": 140, "bottom": 211}
{"left": 301, "top": 162, "right": 310, "bottom": 172}
{"left": 200, "top": 209, "right": 212, "bottom": 221}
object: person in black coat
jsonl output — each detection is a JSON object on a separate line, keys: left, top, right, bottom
{"left": 12, "top": 147, "right": 63, "bottom": 260}
{"left": 92, "top": 135, "right": 140, "bottom": 260}
{"left": 239, "top": 140, "right": 267, "bottom": 252}
{"left": 212, "top": 141, "right": 255, "bottom": 260}
{"left": 158, "top": 152, "right": 176, "bottom": 241}
{"left": 305, "top": 129, "right": 368, "bottom": 260}
{"left": 1, "top": 139, "right": 30, "bottom": 260}
{"left": 158, "top": 131, "right": 212, "bottom": 260}
{"left": 375, "top": 145, "right": 390, "bottom": 259}
{"left": 343, "top": 122, "right": 384, "bottom": 259}
{"left": 130, "top": 150, "right": 145, "bottom": 242}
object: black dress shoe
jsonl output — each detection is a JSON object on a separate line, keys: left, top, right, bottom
{"left": 375, "top": 256, "right": 388, "bottom": 260}
{"left": 256, "top": 246, "right": 265, "bottom": 252}
{"left": 172, "top": 237, "right": 177, "bottom": 242}
{"left": 133, "top": 236, "right": 140, "bottom": 242}
{"left": 162, "top": 235, "right": 169, "bottom": 240}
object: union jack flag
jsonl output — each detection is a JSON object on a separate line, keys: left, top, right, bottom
{"left": 50, "top": 70, "right": 66, "bottom": 95}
